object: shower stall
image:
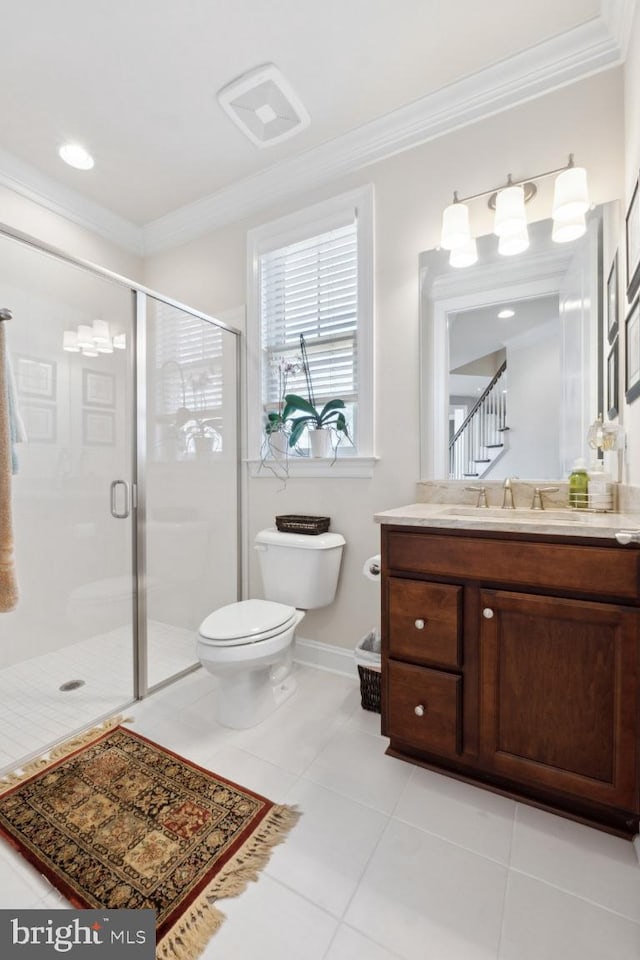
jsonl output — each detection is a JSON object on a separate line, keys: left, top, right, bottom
{"left": 0, "top": 225, "right": 241, "bottom": 773}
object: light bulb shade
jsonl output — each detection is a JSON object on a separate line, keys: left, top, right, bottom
{"left": 494, "top": 185, "right": 527, "bottom": 238}
{"left": 63, "top": 330, "right": 80, "bottom": 352}
{"left": 498, "top": 228, "right": 530, "bottom": 256}
{"left": 552, "top": 211, "right": 586, "bottom": 243}
{"left": 113, "top": 333, "right": 127, "bottom": 350}
{"left": 552, "top": 166, "right": 589, "bottom": 220}
{"left": 96, "top": 339, "right": 114, "bottom": 354}
{"left": 449, "top": 237, "right": 478, "bottom": 268}
{"left": 76, "top": 324, "right": 94, "bottom": 349}
{"left": 440, "top": 202, "right": 471, "bottom": 251}
{"left": 81, "top": 347, "right": 99, "bottom": 357}
{"left": 92, "top": 319, "right": 110, "bottom": 344}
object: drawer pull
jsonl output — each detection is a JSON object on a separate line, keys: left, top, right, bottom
{"left": 482, "top": 607, "right": 494, "bottom": 619}
{"left": 414, "top": 704, "right": 425, "bottom": 717}
{"left": 414, "top": 618, "right": 426, "bottom": 630}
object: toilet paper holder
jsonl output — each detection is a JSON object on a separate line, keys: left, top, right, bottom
{"left": 363, "top": 554, "right": 381, "bottom": 580}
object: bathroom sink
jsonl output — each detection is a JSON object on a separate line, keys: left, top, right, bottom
{"left": 443, "top": 506, "right": 580, "bottom": 522}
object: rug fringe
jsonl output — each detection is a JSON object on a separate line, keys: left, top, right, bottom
{"left": 0, "top": 714, "right": 131, "bottom": 794}
{"left": 156, "top": 804, "right": 301, "bottom": 960}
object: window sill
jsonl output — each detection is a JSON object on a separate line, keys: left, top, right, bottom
{"left": 247, "top": 456, "right": 378, "bottom": 479}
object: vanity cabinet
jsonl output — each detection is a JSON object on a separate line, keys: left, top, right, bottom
{"left": 380, "top": 525, "right": 640, "bottom": 836}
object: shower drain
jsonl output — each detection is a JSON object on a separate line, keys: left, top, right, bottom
{"left": 59, "top": 679, "right": 86, "bottom": 692}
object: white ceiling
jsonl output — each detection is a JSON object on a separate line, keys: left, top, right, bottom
{"left": 0, "top": 0, "right": 631, "bottom": 251}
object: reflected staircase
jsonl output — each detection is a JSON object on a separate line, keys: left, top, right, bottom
{"left": 449, "top": 361, "right": 508, "bottom": 479}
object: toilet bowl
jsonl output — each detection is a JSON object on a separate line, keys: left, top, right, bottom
{"left": 197, "top": 599, "right": 305, "bottom": 729}
{"left": 197, "top": 527, "right": 345, "bottom": 729}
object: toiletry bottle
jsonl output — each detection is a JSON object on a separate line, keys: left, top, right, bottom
{"left": 568, "top": 458, "right": 589, "bottom": 509}
{"left": 588, "top": 462, "right": 613, "bottom": 512}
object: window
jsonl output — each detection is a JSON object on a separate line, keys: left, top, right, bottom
{"left": 247, "top": 185, "right": 374, "bottom": 475}
{"left": 153, "top": 301, "right": 225, "bottom": 455}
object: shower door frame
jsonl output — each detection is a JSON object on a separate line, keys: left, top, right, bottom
{"left": 0, "top": 220, "right": 243, "bottom": 702}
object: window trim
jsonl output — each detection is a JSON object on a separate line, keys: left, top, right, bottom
{"left": 246, "top": 185, "right": 375, "bottom": 476}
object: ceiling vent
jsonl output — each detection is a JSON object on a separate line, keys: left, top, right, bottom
{"left": 217, "top": 64, "right": 310, "bottom": 148}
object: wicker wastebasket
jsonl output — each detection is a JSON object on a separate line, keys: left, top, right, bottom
{"left": 354, "top": 630, "right": 382, "bottom": 713}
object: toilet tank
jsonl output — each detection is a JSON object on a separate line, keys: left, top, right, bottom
{"left": 254, "top": 528, "right": 345, "bottom": 609}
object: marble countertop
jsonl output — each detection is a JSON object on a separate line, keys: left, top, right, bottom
{"left": 374, "top": 502, "right": 640, "bottom": 541}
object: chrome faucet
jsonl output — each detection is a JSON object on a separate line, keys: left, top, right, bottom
{"left": 501, "top": 477, "right": 515, "bottom": 509}
{"left": 465, "top": 484, "right": 488, "bottom": 508}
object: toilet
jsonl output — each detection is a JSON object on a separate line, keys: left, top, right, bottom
{"left": 197, "top": 527, "right": 345, "bottom": 729}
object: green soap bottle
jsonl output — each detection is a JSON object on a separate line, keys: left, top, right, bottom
{"left": 569, "top": 458, "right": 589, "bottom": 509}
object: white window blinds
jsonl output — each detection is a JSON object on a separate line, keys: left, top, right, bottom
{"left": 154, "top": 303, "right": 224, "bottom": 417}
{"left": 260, "top": 221, "right": 358, "bottom": 417}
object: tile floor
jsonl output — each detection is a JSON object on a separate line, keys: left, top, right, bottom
{"left": 1, "top": 664, "right": 639, "bottom": 959}
{"left": 0, "top": 620, "right": 197, "bottom": 772}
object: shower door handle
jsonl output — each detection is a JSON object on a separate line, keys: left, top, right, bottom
{"left": 110, "top": 480, "right": 131, "bottom": 519}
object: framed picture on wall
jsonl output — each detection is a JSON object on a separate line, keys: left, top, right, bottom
{"left": 83, "top": 409, "right": 115, "bottom": 446}
{"left": 625, "top": 297, "right": 640, "bottom": 404}
{"left": 626, "top": 174, "right": 640, "bottom": 301}
{"left": 82, "top": 369, "right": 115, "bottom": 408}
{"left": 607, "top": 252, "right": 619, "bottom": 344}
{"left": 15, "top": 355, "right": 56, "bottom": 399}
{"left": 607, "top": 337, "right": 618, "bottom": 419}
{"left": 21, "top": 402, "right": 56, "bottom": 442}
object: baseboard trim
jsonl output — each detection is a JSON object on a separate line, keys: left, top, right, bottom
{"left": 293, "top": 636, "right": 358, "bottom": 679}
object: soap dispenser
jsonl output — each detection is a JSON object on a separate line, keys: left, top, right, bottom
{"left": 568, "top": 458, "right": 589, "bottom": 509}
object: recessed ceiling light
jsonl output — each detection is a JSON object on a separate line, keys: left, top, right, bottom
{"left": 498, "top": 308, "right": 515, "bottom": 319}
{"left": 59, "top": 143, "right": 94, "bottom": 170}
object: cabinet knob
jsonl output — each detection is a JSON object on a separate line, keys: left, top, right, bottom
{"left": 414, "top": 619, "right": 426, "bottom": 630}
{"left": 414, "top": 704, "right": 425, "bottom": 717}
{"left": 482, "top": 607, "right": 494, "bottom": 619}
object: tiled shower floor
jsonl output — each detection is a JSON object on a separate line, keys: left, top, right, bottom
{"left": 0, "top": 620, "right": 197, "bottom": 772}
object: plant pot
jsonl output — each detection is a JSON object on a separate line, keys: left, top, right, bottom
{"left": 268, "top": 430, "right": 289, "bottom": 460}
{"left": 193, "top": 435, "right": 214, "bottom": 458}
{"left": 309, "top": 427, "right": 331, "bottom": 459}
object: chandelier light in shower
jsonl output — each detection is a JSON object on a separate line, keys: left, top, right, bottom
{"left": 62, "top": 319, "right": 126, "bottom": 356}
{"left": 439, "top": 155, "right": 589, "bottom": 268}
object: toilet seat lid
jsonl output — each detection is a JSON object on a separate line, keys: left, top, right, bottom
{"left": 199, "top": 599, "right": 296, "bottom": 643}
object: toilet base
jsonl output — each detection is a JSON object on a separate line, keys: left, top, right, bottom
{"left": 215, "top": 664, "right": 297, "bottom": 729}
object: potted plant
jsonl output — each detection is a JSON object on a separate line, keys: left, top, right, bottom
{"left": 176, "top": 369, "right": 221, "bottom": 456}
{"left": 284, "top": 335, "right": 351, "bottom": 458}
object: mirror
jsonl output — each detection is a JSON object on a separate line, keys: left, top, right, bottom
{"left": 419, "top": 202, "right": 619, "bottom": 481}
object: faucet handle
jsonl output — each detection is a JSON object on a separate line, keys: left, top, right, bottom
{"left": 531, "top": 486, "right": 560, "bottom": 510}
{"left": 465, "top": 485, "right": 488, "bottom": 508}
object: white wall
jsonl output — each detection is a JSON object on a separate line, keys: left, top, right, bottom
{"left": 143, "top": 69, "right": 625, "bottom": 652}
{"left": 623, "top": 4, "right": 640, "bottom": 481}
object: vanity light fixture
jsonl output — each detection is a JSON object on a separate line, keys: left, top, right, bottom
{"left": 439, "top": 155, "right": 589, "bottom": 267}
{"left": 63, "top": 319, "right": 118, "bottom": 356}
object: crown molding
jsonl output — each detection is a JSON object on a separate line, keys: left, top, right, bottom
{"left": 602, "top": 0, "right": 638, "bottom": 57}
{"left": 0, "top": 2, "right": 631, "bottom": 257}
{"left": 0, "top": 148, "right": 144, "bottom": 256}
{"left": 142, "top": 11, "right": 623, "bottom": 254}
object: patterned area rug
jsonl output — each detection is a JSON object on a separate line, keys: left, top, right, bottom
{"left": 0, "top": 718, "right": 299, "bottom": 959}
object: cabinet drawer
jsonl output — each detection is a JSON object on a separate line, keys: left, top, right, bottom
{"left": 386, "top": 531, "right": 640, "bottom": 600}
{"left": 388, "top": 577, "right": 461, "bottom": 668}
{"left": 387, "top": 660, "right": 462, "bottom": 756}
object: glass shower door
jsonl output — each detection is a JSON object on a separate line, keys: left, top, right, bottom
{"left": 0, "top": 234, "right": 136, "bottom": 770}
{"left": 142, "top": 295, "right": 239, "bottom": 691}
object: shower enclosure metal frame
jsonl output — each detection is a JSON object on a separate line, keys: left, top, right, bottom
{"left": 0, "top": 220, "right": 243, "bottom": 702}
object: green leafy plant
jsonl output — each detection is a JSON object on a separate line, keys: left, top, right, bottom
{"left": 284, "top": 334, "right": 351, "bottom": 450}
{"left": 283, "top": 394, "right": 349, "bottom": 447}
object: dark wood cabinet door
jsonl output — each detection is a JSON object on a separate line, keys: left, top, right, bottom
{"left": 479, "top": 589, "right": 639, "bottom": 809}
{"left": 388, "top": 577, "right": 462, "bottom": 668}
{"left": 387, "top": 660, "right": 462, "bottom": 757}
